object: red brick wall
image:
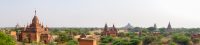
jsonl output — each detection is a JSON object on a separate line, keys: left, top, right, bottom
{"left": 78, "top": 39, "right": 94, "bottom": 45}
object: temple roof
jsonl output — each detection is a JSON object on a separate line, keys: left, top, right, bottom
{"left": 167, "top": 22, "right": 172, "bottom": 29}
{"left": 167, "top": 22, "right": 172, "bottom": 32}
{"left": 32, "top": 15, "right": 39, "bottom": 22}
{"left": 32, "top": 10, "right": 39, "bottom": 24}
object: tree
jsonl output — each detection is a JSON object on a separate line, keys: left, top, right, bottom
{"left": 130, "top": 36, "right": 141, "bottom": 45}
{"left": 159, "top": 28, "right": 165, "bottom": 33}
{"left": 112, "top": 38, "right": 129, "bottom": 45}
{"left": 67, "top": 40, "right": 78, "bottom": 45}
{"left": 172, "top": 33, "right": 190, "bottom": 45}
{"left": 133, "top": 27, "right": 141, "bottom": 32}
{"left": 99, "top": 43, "right": 108, "bottom": 45}
{"left": 130, "top": 39, "right": 140, "bottom": 45}
{"left": 0, "top": 32, "right": 16, "bottom": 45}
{"left": 55, "top": 33, "right": 73, "bottom": 43}
{"left": 147, "top": 27, "right": 156, "bottom": 32}
{"left": 118, "top": 32, "right": 126, "bottom": 37}
{"left": 101, "top": 36, "right": 113, "bottom": 43}
{"left": 192, "top": 38, "right": 200, "bottom": 44}
{"left": 50, "top": 28, "right": 61, "bottom": 35}
{"left": 169, "top": 41, "right": 177, "bottom": 45}
{"left": 125, "top": 32, "right": 136, "bottom": 38}
{"left": 143, "top": 35, "right": 156, "bottom": 45}
{"left": 94, "top": 32, "right": 100, "bottom": 35}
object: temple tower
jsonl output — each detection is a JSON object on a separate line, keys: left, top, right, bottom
{"left": 18, "top": 10, "right": 52, "bottom": 43}
{"left": 166, "top": 22, "right": 172, "bottom": 32}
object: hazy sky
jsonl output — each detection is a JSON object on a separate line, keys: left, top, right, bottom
{"left": 1, "top": 0, "right": 200, "bottom": 28}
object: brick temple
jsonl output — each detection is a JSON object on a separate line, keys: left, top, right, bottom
{"left": 18, "top": 10, "right": 52, "bottom": 43}
{"left": 101, "top": 24, "right": 118, "bottom": 36}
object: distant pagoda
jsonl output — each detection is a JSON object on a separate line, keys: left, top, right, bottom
{"left": 124, "top": 23, "right": 134, "bottom": 29}
{"left": 166, "top": 22, "right": 173, "bottom": 32}
{"left": 154, "top": 23, "right": 159, "bottom": 32}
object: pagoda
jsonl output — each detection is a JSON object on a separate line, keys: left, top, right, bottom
{"left": 18, "top": 10, "right": 52, "bottom": 43}
{"left": 166, "top": 22, "right": 172, "bottom": 32}
{"left": 102, "top": 24, "right": 118, "bottom": 36}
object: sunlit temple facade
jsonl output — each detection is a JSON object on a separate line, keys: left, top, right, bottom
{"left": 17, "top": 10, "right": 52, "bottom": 43}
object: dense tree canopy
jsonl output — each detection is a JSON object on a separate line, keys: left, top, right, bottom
{"left": 172, "top": 33, "right": 190, "bottom": 45}
{"left": 67, "top": 40, "right": 78, "bottom": 45}
{"left": 130, "top": 36, "right": 141, "bottom": 45}
{"left": 143, "top": 35, "right": 156, "bottom": 45}
{"left": 100, "top": 36, "right": 113, "bottom": 43}
{"left": 0, "top": 32, "right": 16, "bottom": 45}
{"left": 112, "top": 38, "right": 129, "bottom": 45}
{"left": 147, "top": 27, "right": 156, "bottom": 32}
{"left": 55, "top": 33, "right": 73, "bottom": 43}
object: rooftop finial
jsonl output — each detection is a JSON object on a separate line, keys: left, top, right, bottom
{"left": 34, "top": 9, "right": 37, "bottom": 16}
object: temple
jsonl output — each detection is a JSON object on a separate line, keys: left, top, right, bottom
{"left": 18, "top": 10, "right": 52, "bottom": 43}
{"left": 166, "top": 22, "right": 172, "bottom": 32}
{"left": 78, "top": 33, "right": 98, "bottom": 45}
{"left": 101, "top": 24, "right": 118, "bottom": 36}
{"left": 154, "top": 23, "right": 158, "bottom": 31}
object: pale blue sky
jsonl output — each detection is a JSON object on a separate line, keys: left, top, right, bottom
{"left": 1, "top": 0, "right": 200, "bottom": 28}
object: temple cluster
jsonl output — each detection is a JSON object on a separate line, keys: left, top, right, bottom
{"left": 10, "top": 10, "right": 175, "bottom": 45}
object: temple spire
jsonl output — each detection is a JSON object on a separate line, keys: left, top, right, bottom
{"left": 154, "top": 23, "right": 157, "bottom": 28}
{"left": 167, "top": 22, "right": 171, "bottom": 29}
{"left": 32, "top": 10, "right": 39, "bottom": 24}
{"left": 104, "top": 23, "right": 108, "bottom": 30}
{"left": 34, "top": 10, "right": 37, "bottom": 16}
{"left": 154, "top": 23, "right": 158, "bottom": 31}
{"left": 167, "top": 22, "right": 172, "bottom": 32}
{"left": 112, "top": 24, "right": 115, "bottom": 28}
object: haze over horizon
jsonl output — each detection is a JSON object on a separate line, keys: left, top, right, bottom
{"left": 1, "top": 0, "right": 200, "bottom": 28}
